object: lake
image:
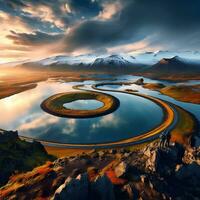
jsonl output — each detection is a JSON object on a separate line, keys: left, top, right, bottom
{"left": 0, "top": 77, "right": 166, "bottom": 144}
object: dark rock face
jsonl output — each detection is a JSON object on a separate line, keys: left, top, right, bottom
{"left": 114, "top": 162, "right": 128, "bottom": 178}
{"left": 53, "top": 173, "right": 115, "bottom": 200}
{"left": 53, "top": 173, "right": 90, "bottom": 200}
{"left": 176, "top": 163, "right": 200, "bottom": 182}
{"left": 1, "top": 135, "right": 200, "bottom": 200}
{"left": 142, "top": 142, "right": 200, "bottom": 199}
{"left": 145, "top": 143, "right": 185, "bottom": 177}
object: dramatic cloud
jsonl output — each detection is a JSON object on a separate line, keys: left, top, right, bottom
{"left": 1, "top": 0, "right": 200, "bottom": 62}
{"left": 7, "top": 31, "right": 64, "bottom": 46}
{"left": 63, "top": 0, "right": 200, "bottom": 52}
{"left": 97, "top": 1, "right": 122, "bottom": 20}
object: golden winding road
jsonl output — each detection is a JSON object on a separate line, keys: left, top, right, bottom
{"left": 19, "top": 82, "right": 176, "bottom": 149}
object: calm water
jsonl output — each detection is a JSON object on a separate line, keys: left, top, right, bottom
{"left": 64, "top": 100, "right": 103, "bottom": 110}
{"left": 97, "top": 76, "right": 200, "bottom": 125}
{"left": 0, "top": 78, "right": 164, "bottom": 144}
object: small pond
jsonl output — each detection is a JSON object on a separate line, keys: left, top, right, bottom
{"left": 63, "top": 100, "right": 104, "bottom": 110}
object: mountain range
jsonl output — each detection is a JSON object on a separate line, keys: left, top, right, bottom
{"left": 1, "top": 51, "right": 200, "bottom": 77}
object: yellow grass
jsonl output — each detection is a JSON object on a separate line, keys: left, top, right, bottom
{"left": 144, "top": 82, "right": 200, "bottom": 104}
{"left": 170, "top": 105, "right": 196, "bottom": 146}
{"left": 44, "top": 146, "right": 93, "bottom": 157}
{"left": 160, "top": 85, "right": 200, "bottom": 104}
{"left": 41, "top": 91, "right": 120, "bottom": 118}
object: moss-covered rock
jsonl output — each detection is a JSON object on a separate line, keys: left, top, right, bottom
{"left": 0, "top": 130, "right": 55, "bottom": 186}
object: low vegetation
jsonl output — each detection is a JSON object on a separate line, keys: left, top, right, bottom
{"left": 143, "top": 83, "right": 165, "bottom": 90}
{"left": 144, "top": 83, "right": 200, "bottom": 104}
{"left": 0, "top": 131, "right": 55, "bottom": 187}
{"left": 44, "top": 146, "right": 93, "bottom": 157}
{"left": 0, "top": 84, "right": 37, "bottom": 100}
{"left": 170, "top": 105, "right": 197, "bottom": 146}
{"left": 160, "top": 85, "right": 200, "bottom": 104}
{"left": 41, "top": 91, "right": 120, "bottom": 118}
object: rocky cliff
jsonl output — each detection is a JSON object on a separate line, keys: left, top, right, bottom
{"left": 1, "top": 139, "right": 200, "bottom": 200}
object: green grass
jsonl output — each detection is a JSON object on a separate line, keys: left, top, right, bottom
{"left": 41, "top": 91, "right": 120, "bottom": 118}
{"left": 170, "top": 105, "right": 197, "bottom": 146}
{"left": 0, "top": 139, "right": 55, "bottom": 187}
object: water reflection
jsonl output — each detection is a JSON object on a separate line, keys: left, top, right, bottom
{"left": 64, "top": 100, "right": 103, "bottom": 110}
{"left": 0, "top": 79, "right": 164, "bottom": 144}
{"left": 97, "top": 78, "right": 200, "bottom": 126}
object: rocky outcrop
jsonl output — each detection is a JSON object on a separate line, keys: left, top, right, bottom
{"left": 114, "top": 162, "right": 128, "bottom": 178}
{"left": 144, "top": 142, "right": 185, "bottom": 177}
{"left": 53, "top": 172, "right": 115, "bottom": 200}
{"left": 1, "top": 139, "right": 200, "bottom": 200}
{"left": 134, "top": 78, "right": 144, "bottom": 85}
{"left": 182, "top": 147, "right": 200, "bottom": 165}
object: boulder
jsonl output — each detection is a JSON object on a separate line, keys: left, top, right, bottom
{"left": 52, "top": 173, "right": 89, "bottom": 200}
{"left": 53, "top": 158, "right": 68, "bottom": 168}
{"left": 176, "top": 162, "right": 200, "bottom": 183}
{"left": 134, "top": 78, "right": 144, "bottom": 85}
{"left": 109, "top": 149, "right": 117, "bottom": 154}
{"left": 114, "top": 162, "right": 128, "bottom": 178}
{"left": 140, "top": 174, "right": 147, "bottom": 183}
{"left": 145, "top": 143, "right": 185, "bottom": 177}
{"left": 123, "top": 184, "right": 134, "bottom": 199}
{"left": 52, "top": 172, "right": 115, "bottom": 200}
{"left": 183, "top": 147, "right": 200, "bottom": 165}
{"left": 175, "top": 163, "right": 200, "bottom": 197}
{"left": 91, "top": 175, "right": 115, "bottom": 200}
{"left": 87, "top": 166, "right": 99, "bottom": 182}
{"left": 98, "top": 151, "right": 105, "bottom": 157}
{"left": 143, "top": 147, "right": 152, "bottom": 158}
{"left": 140, "top": 175, "right": 148, "bottom": 184}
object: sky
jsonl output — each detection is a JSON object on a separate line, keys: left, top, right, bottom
{"left": 1, "top": 0, "right": 200, "bottom": 63}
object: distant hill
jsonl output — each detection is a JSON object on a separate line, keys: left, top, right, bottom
{"left": 147, "top": 56, "right": 200, "bottom": 75}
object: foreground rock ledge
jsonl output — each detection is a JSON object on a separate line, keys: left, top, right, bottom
{"left": 1, "top": 139, "right": 200, "bottom": 200}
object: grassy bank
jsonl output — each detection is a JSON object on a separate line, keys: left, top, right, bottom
{"left": 41, "top": 91, "right": 120, "bottom": 118}
{"left": 170, "top": 105, "right": 197, "bottom": 146}
{"left": 144, "top": 83, "right": 200, "bottom": 104}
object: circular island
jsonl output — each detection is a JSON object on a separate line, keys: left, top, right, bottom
{"left": 41, "top": 91, "right": 120, "bottom": 118}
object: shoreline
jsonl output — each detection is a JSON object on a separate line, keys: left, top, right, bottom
{"left": 0, "top": 76, "right": 198, "bottom": 156}
{"left": 19, "top": 82, "right": 175, "bottom": 149}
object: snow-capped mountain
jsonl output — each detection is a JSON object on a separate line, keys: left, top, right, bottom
{"left": 149, "top": 56, "right": 200, "bottom": 74}
{"left": 132, "top": 50, "right": 200, "bottom": 65}
{"left": 2, "top": 50, "right": 200, "bottom": 70}
{"left": 37, "top": 54, "right": 97, "bottom": 66}
{"left": 91, "top": 55, "right": 134, "bottom": 67}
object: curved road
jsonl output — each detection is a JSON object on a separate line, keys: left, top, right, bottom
{"left": 18, "top": 82, "right": 178, "bottom": 149}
